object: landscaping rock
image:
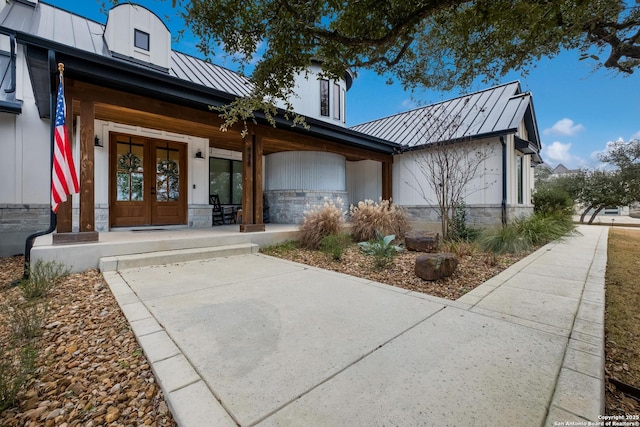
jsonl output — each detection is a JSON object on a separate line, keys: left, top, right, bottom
{"left": 415, "top": 253, "right": 458, "bottom": 281}
{"left": 405, "top": 231, "right": 440, "bottom": 252}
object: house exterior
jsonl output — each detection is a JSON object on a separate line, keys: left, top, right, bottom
{"left": 0, "top": 1, "right": 395, "bottom": 256}
{"left": 351, "top": 82, "right": 543, "bottom": 229}
{"left": 0, "top": 1, "right": 543, "bottom": 256}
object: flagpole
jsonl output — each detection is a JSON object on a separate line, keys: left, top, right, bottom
{"left": 16, "top": 55, "right": 60, "bottom": 282}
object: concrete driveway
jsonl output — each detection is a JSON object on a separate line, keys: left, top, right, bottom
{"left": 103, "top": 225, "right": 608, "bottom": 426}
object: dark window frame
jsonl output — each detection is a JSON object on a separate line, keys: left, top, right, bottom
{"left": 134, "top": 29, "right": 150, "bottom": 51}
{"left": 333, "top": 82, "right": 340, "bottom": 120}
{"left": 516, "top": 154, "right": 523, "bottom": 204}
{"left": 209, "top": 157, "right": 242, "bottom": 205}
{"left": 320, "top": 79, "right": 329, "bottom": 117}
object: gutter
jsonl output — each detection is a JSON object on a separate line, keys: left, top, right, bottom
{"left": 501, "top": 135, "right": 507, "bottom": 225}
{"left": 18, "top": 49, "right": 58, "bottom": 282}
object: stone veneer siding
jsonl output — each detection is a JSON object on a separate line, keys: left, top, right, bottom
{"left": 0, "top": 204, "right": 51, "bottom": 232}
{"left": 265, "top": 190, "right": 349, "bottom": 224}
{"left": 403, "top": 204, "right": 534, "bottom": 229}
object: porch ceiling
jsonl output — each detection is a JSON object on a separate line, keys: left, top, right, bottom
{"left": 67, "top": 80, "right": 392, "bottom": 163}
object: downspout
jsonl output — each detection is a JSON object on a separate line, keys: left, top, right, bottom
{"left": 4, "top": 33, "right": 16, "bottom": 94}
{"left": 17, "top": 49, "right": 58, "bottom": 282}
{"left": 500, "top": 135, "right": 507, "bottom": 226}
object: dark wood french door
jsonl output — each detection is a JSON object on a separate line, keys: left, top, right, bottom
{"left": 109, "top": 133, "right": 187, "bottom": 227}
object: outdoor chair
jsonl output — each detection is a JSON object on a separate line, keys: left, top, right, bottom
{"left": 210, "top": 194, "right": 235, "bottom": 225}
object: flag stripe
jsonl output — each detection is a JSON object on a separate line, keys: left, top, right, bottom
{"left": 51, "top": 78, "right": 79, "bottom": 213}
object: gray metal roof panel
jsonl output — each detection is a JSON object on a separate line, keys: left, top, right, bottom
{"left": 351, "top": 81, "right": 527, "bottom": 147}
{"left": 1, "top": 1, "right": 253, "bottom": 97}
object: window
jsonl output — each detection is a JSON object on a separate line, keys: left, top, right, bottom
{"left": 320, "top": 79, "right": 329, "bottom": 117}
{"left": 134, "top": 29, "right": 150, "bottom": 51}
{"left": 209, "top": 158, "right": 242, "bottom": 205}
{"left": 333, "top": 83, "right": 341, "bottom": 120}
{"left": 516, "top": 155, "right": 523, "bottom": 204}
{"left": 341, "top": 88, "right": 346, "bottom": 123}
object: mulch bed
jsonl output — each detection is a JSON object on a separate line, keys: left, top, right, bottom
{"left": 261, "top": 244, "right": 522, "bottom": 300}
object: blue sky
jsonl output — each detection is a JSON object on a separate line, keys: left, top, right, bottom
{"left": 47, "top": 0, "right": 640, "bottom": 169}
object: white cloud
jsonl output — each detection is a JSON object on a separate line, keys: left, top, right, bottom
{"left": 542, "top": 141, "right": 586, "bottom": 169}
{"left": 401, "top": 98, "right": 418, "bottom": 109}
{"left": 543, "top": 118, "right": 585, "bottom": 136}
{"left": 631, "top": 130, "right": 640, "bottom": 140}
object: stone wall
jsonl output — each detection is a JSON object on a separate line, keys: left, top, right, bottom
{"left": 0, "top": 204, "right": 51, "bottom": 232}
{"left": 265, "top": 190, "right": 348, "bottom": 224}
{"left": 403, "top": 204, "right": 534, "bottom": 230}
{"left": 189, "top": 204, "right": 213, "bottom": 228}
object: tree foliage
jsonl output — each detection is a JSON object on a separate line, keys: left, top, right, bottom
{"left": 543, "top": 140, "right": 640, "bottom": 223}
{"left": 171, "top": 0, "right": 640, "bottom": 126}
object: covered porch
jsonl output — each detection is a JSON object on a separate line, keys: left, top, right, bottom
{"left": 51, "top": 76, "right": 394, "bottom": 242}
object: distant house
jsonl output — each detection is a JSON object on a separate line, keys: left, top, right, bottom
{"left": 351, "top": 82, "right": 543, "bottom": 228}
{"left": 0, "top": 1, "right": 544, "bottom": 256}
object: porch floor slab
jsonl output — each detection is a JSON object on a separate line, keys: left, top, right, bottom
{"left": 30, "top": 224, "right": 299, "bottom": 272}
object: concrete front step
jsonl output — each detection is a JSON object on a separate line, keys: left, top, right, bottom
{"left": 99, "top": 243, "right": 259, "bottom": 272}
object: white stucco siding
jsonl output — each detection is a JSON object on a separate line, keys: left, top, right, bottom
{"left": 393, "top": 139, "right": 503, "bottom": 207}
{"left": 104, "top": 3, "right": 171, "bottom": 69}
{"left": 346, "top": 160, "right": 382, "bottom": 205}
{"left": 277, "top": 62, "right": 348, "bottom": 126}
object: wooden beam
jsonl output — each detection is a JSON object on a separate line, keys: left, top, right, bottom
{"left": 241, "top": 133, "right": 254, "bottom": 227}
{"left": 79, "top": 98, "right": 96, "bottom": 233}
{"left": 254, "top": 133, "right": 264, "bottom": 226}
{"left": 382, "top": 160, "right": 393, "bottom": 201}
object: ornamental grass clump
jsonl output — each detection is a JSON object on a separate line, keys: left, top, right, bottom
{"left": 299, "top": 199, "right": 345, "bottom": 249}
{"left": 349, "top": 199, "right": 410, "bottom": 243}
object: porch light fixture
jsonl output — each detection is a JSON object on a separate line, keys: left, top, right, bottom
{"left": 94, "top": 136, "right": 103, "bottom": 148}
{"left": 195, "top": 149, "right": 204, "bottom": 159}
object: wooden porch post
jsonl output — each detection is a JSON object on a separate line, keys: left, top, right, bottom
{"left": 240, "top": 128, "right": 265, "bottom": 232}
{"left": 79, "top": 98, "right": 96, "bottom": 234}
{"left": 382, "top": 159, "right": 392, "bottom": 201}
{"left": 241, "top": 131, "right": 254, "bottom": 230}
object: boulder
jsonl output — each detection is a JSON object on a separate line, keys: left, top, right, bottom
{"left": 405, "top": 231, "right": 440, "bottom": 253}
{"left": 415, "top": 253, "right": 458, "bottom": 281}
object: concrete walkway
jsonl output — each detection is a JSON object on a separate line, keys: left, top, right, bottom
{"left": 102, "top": 225, "right": 608, "bottom": 427}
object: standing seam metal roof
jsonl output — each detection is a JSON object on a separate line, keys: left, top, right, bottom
{"left": 350, "top": 81, "right": 536, "bottom": 148}
{"left": 0, "top": 1, "right": 253, "bottom": 97}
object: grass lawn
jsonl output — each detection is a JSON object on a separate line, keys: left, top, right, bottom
{"left": 605, "top": 228, "right": 640, "bottom": 414}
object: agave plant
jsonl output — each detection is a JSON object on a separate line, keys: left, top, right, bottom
{"left": 358, "top": 231, "right": 403, "bottom": 269}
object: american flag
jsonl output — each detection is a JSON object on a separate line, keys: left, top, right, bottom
{"left": 51, "top": 77, "right": 79, "bottom": 213}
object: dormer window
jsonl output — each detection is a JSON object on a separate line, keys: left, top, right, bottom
{"left": 134, "top": 29, "right": 150, "bottom": 51}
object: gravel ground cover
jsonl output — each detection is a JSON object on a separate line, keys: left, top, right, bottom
{"left": 0, "top": 257, "right": 176, "bottom": 427}
{"left": 261, "top": 242, "right": 522, "bottom": 300}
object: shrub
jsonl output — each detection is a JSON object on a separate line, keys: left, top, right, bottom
{"left": 349, "top": 199, "right": 411, "bottom": 242}
{"left": 20, "top": 260, "right": 70, "bottom": 300}
{"left": 478, "top": 223, "right": 531, "bottom": 255}
{"left": 447, "top": 201, "right": 481, "bottom": 241}
{"left": 479, "top": 212, "right": 576, "bottom": 254}
{"left": 320, "top": 233, "right": 352, "bottom": 261}
{"left": 2, "top": 298, "right": 49, "bottom": 341}
{"left": 299, "top": 199, "right": 345, "bottom": 249}
{"left": 533, "top": 187, "right": 574, "bottom": 216}
{"left": 358, "top": 231, "right": 403, "bottom": 269}
{"left": 0, "top": 343, "right": 37, "bottom": 411}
